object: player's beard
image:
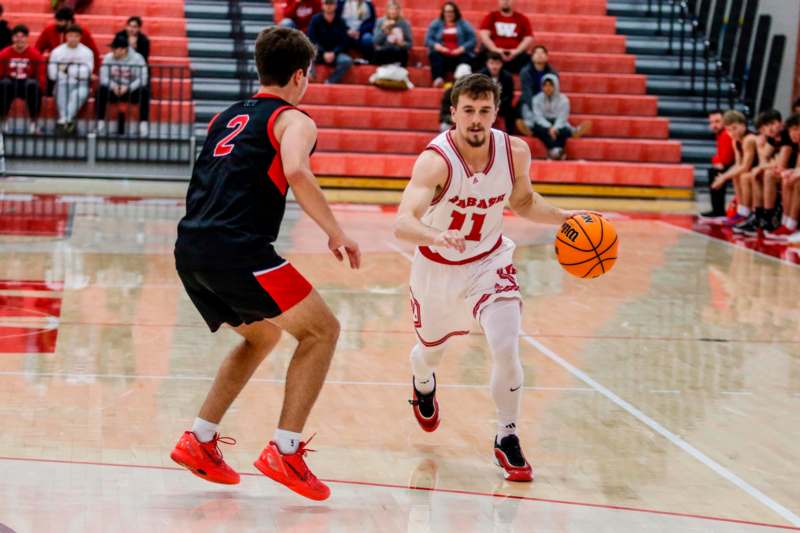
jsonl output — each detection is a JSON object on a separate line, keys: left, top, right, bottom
{"left": 465, "top": 128, "right": 487, "bottom": 147}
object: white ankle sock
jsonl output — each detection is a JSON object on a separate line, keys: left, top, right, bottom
{"left": 410, "top": 344, "right": 442, "bottom": 395}
{"left": 191, "top": 417, "right": 218, "bottom": 443}
{"left": 737, "top": 205, "right": 751, "bottom": 216}
{"left": 273, "top": 428, "right": 302, "bottom": 454}
{"left": 787, "top": 218, "right": 798, "bottom": 231}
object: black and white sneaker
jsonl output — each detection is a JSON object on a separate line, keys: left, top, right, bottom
{"left": 494, "top": 434, "right": 533, "bottom": 482}
{"left": 732, "top": 214, "right": 758, "bottom": 235}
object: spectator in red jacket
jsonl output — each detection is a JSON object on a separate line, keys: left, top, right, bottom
{"left": 280, "top": 0, "right": 322, "bottom": 33}
{"left": 0, "top": 25, "right": 46, "bottom": 133}
{"left": 478, "top": 0, "right": 533, "bottom": 74}
{"left": 35, "top": 7, "right": 99, "bottom": 73}
{"left": 700, "top": 109, "right": 736, "bottom": 219}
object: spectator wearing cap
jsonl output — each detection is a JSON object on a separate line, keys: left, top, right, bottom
{"left": 0, "top": 24, "right": 46, "bottom": 133}
{"left": 115, "top": 16, "right": 150, "bottom": 62}
{"left": 36, "top": 7, "right": 99, "bottom": 74}
{"left": 308, "top": 0, "right": 354, "bottom": 84}
{"left": 48, "top": 23, "right": 93, "bottom": 134}
{"left": 279, "top": 0, "right": 322, "bottom": 34}
{"left": 96, "top": 33, "right": 149, "bottom": 136}
{"left": 438, "top": 62, "right": 471, "bottom": 131}
{"left": 0, "top": 5, "right": 11, "bottom": 50}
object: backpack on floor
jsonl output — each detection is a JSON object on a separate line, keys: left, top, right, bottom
{"left": 369, "top": 64, "right": 414, "bottom": 90}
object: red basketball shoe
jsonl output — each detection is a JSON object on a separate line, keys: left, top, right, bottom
{"left": 253, "top": 436, "right": 331, "bottom": 501}
{"left": 409, "top": 374, "right": 440, "bottom": 432}
{"left": 170, "top": 431, "right": 240, "bottom": 484}
{"left": 494, "top": 434, "right": 533, "bottom": 482}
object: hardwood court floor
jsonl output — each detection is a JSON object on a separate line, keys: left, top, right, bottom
{"left": 0, "top": 189, "right": 798, "bottom": 533}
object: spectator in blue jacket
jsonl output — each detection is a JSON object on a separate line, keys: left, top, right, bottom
{"left": 425, "top": 2, "right": 476, "bottom": 87}
{"left": 337, "top": 0, "right": 375, "bottom": 60}
{"left": 308, "top": 0, "right": 354, "bottom": 84}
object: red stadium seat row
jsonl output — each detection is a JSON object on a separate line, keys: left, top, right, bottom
{"left": 25, "top": 31, "right": 189, "bottom": 57}
{"left": 290, "top": 0, "right": 609, "bottom": 16}
{"left": 13, "top": 14, "right": 187, "bottom": 38}
{"left": 4, "top": 0, "right": 185, "bottom": 18}
{"left": 401, "top": 10, "right": 617, "bottom": 34}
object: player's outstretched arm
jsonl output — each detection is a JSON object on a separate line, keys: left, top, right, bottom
{"left": 278, "top": 110, "right": 361, "bottom": 269}
{"left": 507, "top": 136, "right": 573, "bottom": 225}
{"left": 394, "top": 150, "right": 466, "bottom": 252}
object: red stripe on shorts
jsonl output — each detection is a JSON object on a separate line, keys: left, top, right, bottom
{"left": 254, "top": 262, "right": 312, "bottom": 313}
{"left": 415, "top": 329, "right": 470, "bottom": 347}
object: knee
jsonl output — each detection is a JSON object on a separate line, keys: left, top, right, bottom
{"left": 338, "top": 54, "right": 353, "bottom": 66}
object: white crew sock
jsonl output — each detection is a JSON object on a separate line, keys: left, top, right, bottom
{"left": 480, "top": 299, "right": 524, "bottom": 439}
{"left": 191, "top": 417, "right": 219, "bottom": 443}
{"left": 410, "top": 343, "right": 443, "bottom": 395}
{"left": 737, "top": 205, "right": 751, "bottom": 217}
{"left": 273, "top": 428, "right": 302, "bottom": 455}
{"left": 782, "top": 215, "right": 789, "bottom": 226}
{"left": 787, "top": 217, "right": 798, "bottom": 231}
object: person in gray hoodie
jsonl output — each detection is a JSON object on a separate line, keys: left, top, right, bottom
{"left": 520, "top": 73, "right": 590, "bottom": 159}
{"left": 96, "top": 33, "right": 149, "bottom": 136}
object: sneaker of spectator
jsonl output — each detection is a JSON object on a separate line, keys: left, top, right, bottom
{"left": 308, "top": 0, "right": 354, "bottom": 84}
{"left": 521, "top": 74, "right": 589, "bottom": 160}
{"left": 115, "top": 16, "right": 150, "bottom": 63}
{"left": 36, "top": 7, "right": 100, "bottom": 73}
{"left": 96, "top": 34, "right": 148, "bottom": 137}
{"left": 0, "top": 4, "right": 12, "bottom": 50}
{"left": 337, "top": 0, "right": 376, "bottom": 61}
{"left": 438, "top": 62, "right": 471, "bottom": 131}
{"left": 373, "top": 0, "right": 412, "bottom": 67}
{"left": 280, "top": 0, "right": 322, "bottom": 34}
{"left": 425, "top": 2, "right": 476, "bottom": 88}
{"left": 477, "top": 0, "right": 533, "bottom": 74}
{"left": 48, "top": 24, "right": 93, "bottom": 133}
{"left": 0, "top": 25, "right": 47, "bottom": 133}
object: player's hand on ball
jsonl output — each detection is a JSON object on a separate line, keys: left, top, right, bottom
{"left": 562, "top": 209, "right": 604, "bottom": 222}
{"left": 329, "top": 233, "right": 361, "bottom": 269}
{"left": 434, "top": 230, "right": 466, "bottom": 253}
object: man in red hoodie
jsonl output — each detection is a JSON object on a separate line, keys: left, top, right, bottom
{"left": 700, "top": 109, "right": 736, "bottom": 219}
{"left": 35, "top": 6, "right": 99, "bottom": 73}
{"left": 0, "top": 25, "right": 46, "bottom": 133}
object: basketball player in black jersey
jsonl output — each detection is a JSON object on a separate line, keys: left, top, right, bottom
{"left": 170, "top": 27, "right": 360, "bottom": 501}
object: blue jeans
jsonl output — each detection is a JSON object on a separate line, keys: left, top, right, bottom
{"left": 317, "top": 52, "right": 353, "bottom": 84}
{"left": 346, "top": 32, "right": 373, "bottom": 60}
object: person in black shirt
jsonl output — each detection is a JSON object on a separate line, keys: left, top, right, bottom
{"left": 0, "top": 5, "right": 10, "bottom": 50}
{"left": 766, "top": 113, "right": 800, "bottom": 239}
{"left": 171, "top": 26, "right": 360, "bottom": 501}
{"left": 307, "top": 0, "right": 353, "bottom": 84}
{"left": 480, "top": 51, "right": 515, "bottom": 133}
{"left": 115, "top": 16, "right": 150, "bottom": 62}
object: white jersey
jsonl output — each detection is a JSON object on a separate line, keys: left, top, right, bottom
{"left": 419, "top": 128, "right": 516, "bottom": 264}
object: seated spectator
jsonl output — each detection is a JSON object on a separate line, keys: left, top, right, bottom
{"left": 425, "top": 2, "right": 476, "bottom": 88}
{"left": 36, "top": 7, "right": 99, "bottom": 73}
{"left": 765, "top": 113, "right": 800, "bottom": 240}
{"left": 480, "top": 51, "right": 514, "bottom": 132}
{"left": 0, "top": 5, "right": 11, "bottom": 51}
{"left": 521, "top": 74, "right": 589, "bottom": 160}
{"left": 96, "top": 34, "right": 149, "bottom": 136}
{"left": 743, "top": 109, "right": 783, "bottom": 233}
{"left": 373, "top": 0, "right": 412, "bottom": 66}
{"left": 279, "top": 0, "right": 322, "bottom": 34}
{"left": 438, "top": 62, "right": 471, "bottom": 131}
{"left": 337, "top": 0, "right": 375, "bottom": 60}
{"left": 308, "top": 0, "right": 353, "bottom": 84}
{"left": 52, "top": 0, "right": 93, "bottom": 13}
{"left": 699, "top": 109, "right": 736, "bottom": 220}
{"left": 515, "top": 45, "right": 556, "bottom": 131}
{"left": 478, "top": 0, "right": 533, "bottom": 74}
{"left": 48, "top": 24, "right": 93, "bottom": 134}
{"left": 115, "top": 16, "right": 150, "bottom": 62}
{"left": 0, "top": 25, "right": 46, "bottom": 134}
{"left": 712, "top": 111, "right": 759, "bottom": 230}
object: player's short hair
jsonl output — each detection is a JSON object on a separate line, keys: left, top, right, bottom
{"left": 708, "top": 108, "right": 724, "bottom": 117}
{"left": 12, "top": 24, "right": 29, "bottom": 36}
{"left": 64, "top": 24, "right": 82, "bottom": 35}
{"left": 451, "top": 73, "right": 500, "bottom": 108}
{"left": 785, "top": 113, "right": 800, "bottom": 129}
{"left": 755, "top": 109, "right": 782, "bottom": 129}
{"left": 254, "top": 27, "right": 316, "bottom": 87}
{"left": 723, "top": 110, "right": 747, "bottom": 126}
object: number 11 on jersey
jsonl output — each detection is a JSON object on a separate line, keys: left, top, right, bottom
{"left": 448, "top": 211, "right": 485, "bottom": 241}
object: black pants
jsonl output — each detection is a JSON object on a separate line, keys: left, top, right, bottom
{"left": 374, "top": 46, "right": 409, "bottom": 67}
{"left": 0, "top": 78, "right": 41, "bottom": 119}
{"left": 498, "top": 100, "right": 517, "bottom": 134}
{"left": 707, "top": 166, "right": 732, "bottom": 215}
{"left": 429, "top": 51, "right": 471, "bottom": 80}
{"left": 96, "top": 85, "right": 150, "bottom": 121}
{"left": 532, "top": 123, "right": 573, "bottom": 150}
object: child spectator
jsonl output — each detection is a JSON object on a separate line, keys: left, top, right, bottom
{"left": 438, "top": 62, "right": 471, "bottom": 131}
{"left": 699, "top": 109, "right": 736, "bottom": 219}
{"left": 521, "top": 74, "right": 589, "bottom": 160}
{"left": 373, "top": 0, "right": 412, "bottom": 66}
{"left": 0, "top": 5, "right": 11, "bottom": 51}
{"left": 425, "top": 2, "right": 475, "bottom": 88}
{"left": 48, "top": 24, "right": 92, "bottom": 134}
{"left": 0, "top": 25, "right": 46, "bottom": 133}
{"left": 96, "top": 34, "right": 149, "bottom": 136}
{"left": 36, "top": 7, "right": 99, "bottom": 73}
{"left": 478, "top": 0, "right": 532, "bottom": 74}
{"left": 480, "top": 51, "right": 514, "bottom": 132}
{"left": 279, "top": 0, "right": 322, "bottom": 34}
{"left": 308, "top": 0, "right": 354, "bottom": 84}
{"left": 337, "top": 0, "right": 375, "bottom": 60}
{"left": 115, "top": 16, "right": 150, "bottom": 62}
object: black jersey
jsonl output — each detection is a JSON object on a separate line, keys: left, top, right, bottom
{"left": 780, "top": 129, "right": 799, "bottom": 168}
{"left": 175, "top": 94, "right": 308, "bottom": 270}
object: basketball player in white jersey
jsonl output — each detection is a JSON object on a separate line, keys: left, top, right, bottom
{"left": 395, "top": 74, "right": 583, "bottom": 481}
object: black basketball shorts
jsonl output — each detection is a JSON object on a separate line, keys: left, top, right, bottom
{"left": 178, "top": 258, "right": 313, "bottom": 332}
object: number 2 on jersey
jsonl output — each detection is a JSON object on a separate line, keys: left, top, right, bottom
{"left": 448, "top": 211, "right": 486, "bottom": 241}
{"left": 213, "top": 115, "right": 250, "bottom": 157}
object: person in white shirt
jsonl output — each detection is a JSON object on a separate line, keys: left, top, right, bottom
{"left": 47, "top": 24, "right": 93, "bottom": 134}
{"left": 96, "top": 33, "right": 148, "bottom": 136}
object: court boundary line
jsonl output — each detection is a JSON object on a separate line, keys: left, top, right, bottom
{"left": 0, "top": 455, "right": 797, "bottom": 531}
{"left": 521, "top": 335, "right": 800, "bottom": 527}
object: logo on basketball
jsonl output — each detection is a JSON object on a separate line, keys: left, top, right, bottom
{"left": 560, "top": 222, "right": 579, "bottom": 243}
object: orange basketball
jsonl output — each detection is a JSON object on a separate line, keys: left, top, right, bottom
{"left": 554, "top": 214, "right": 618, "bottom": 278}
